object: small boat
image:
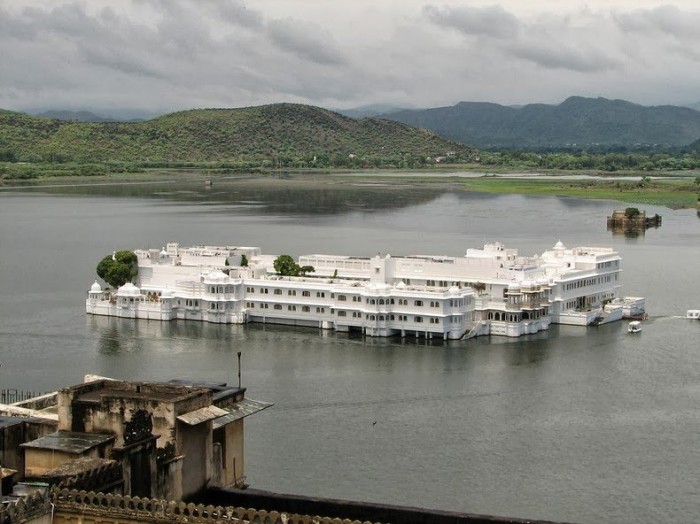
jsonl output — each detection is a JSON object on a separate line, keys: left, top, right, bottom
{"left": 627, "top": 321, "right": 642, "bottom": 333}
{"left": 686, "top": 310, "right": 700, "bottom": 320}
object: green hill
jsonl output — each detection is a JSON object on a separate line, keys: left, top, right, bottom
{"left": 0, "top": 104, "right": 474, "bottom": 167}
{"left": 384, "top": 96, "right": 700, "bottom": 149}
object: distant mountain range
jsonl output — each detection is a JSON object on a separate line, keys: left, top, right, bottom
{"left": 32, "top": 110, "right": 116, "bottom": 122}
{"left": 382, "top": 96, "right": 700, "bottom": 149}
{"left": 0, "top": 104, "right": 474, "bottom": 164}
{"left": 336, "top": 104, "right": 407, "bottom": 118}
{"left": 28, "top": 109, "right": 160, "bottom": 122}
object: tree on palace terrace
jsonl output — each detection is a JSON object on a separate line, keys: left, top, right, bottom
{"left": 273, "top": 255, "right": 314, "bottom": 277}
{"left": 96, "top": 250, "right": 138, "bottom": 288}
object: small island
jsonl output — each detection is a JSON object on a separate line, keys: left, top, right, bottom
{"left": 607, "top": 207, "right": 662, "bottom": 236}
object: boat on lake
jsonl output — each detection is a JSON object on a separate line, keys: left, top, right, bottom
{"left": 687, "top": 309, "right": 700, "bottom": 320}
{"left": 628, "top": 321, "right": 642, "bottom": 333}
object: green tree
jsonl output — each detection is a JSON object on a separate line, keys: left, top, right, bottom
{"left": 299, "top": 265, "right": 315, "bottom": 276}
{"left": 240, "top": 254, "right": 249, "bottom": 267}
{"left": 96, "top": 250, "right": 138, "bottom": 288}
{"left": 273, "top": 255, "right": 315, "bottom": 277}
{"left": 273, "top": 254, "right": 299, "bottom": 276}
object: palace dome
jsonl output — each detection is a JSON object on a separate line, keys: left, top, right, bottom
{"left": 90, "top": 281, "right": 102, "bottom": 293}
{"left": 117, "top": 282, "right": 141, "bottom": 296}
{"left": 203, "top": 270, "right": 229, "bottom": 283}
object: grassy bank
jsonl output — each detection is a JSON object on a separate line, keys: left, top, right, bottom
{"left": 318, "top": 171, "right": 700, "bottom": 208}
{"left": 2, "top": 165, "right": 698, "bottom": 209}
{"left": 459, "top": 176, "right": 699, "bottom": 209}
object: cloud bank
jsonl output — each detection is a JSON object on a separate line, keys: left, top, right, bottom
{"left": 1, "top": 1, "right": 700, "bottom": 113}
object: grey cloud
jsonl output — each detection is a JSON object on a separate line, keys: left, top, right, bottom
{"left": 81, "top": 45, "right": 168, "bottom": 80}
{"left": 0, "top": 6, "right": 37, "bottom": 39}
{"left": 506, "top": 40, "right": 620, "bottom": 73}
{"left": 267, "top": 19, "right": 346, "bottom": 66}
{"left": 615, "top": 5, "right": 700, "bottom": 39}
{"left": 204, "top": 0, "right": 264, "bottom": 29}
{"left": 424, "top": 5, "right": 620, "bottom": 74}
{"left": 2, "top": 1, "right": 700, "bottom": 113}
{"left": 423, "top": 4, "right": 520, "bottom": 39}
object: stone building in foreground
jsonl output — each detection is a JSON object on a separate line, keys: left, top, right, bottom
{"left": 1, "top": 378, "right": 571, "bottom": 524}
{"left": 1, "top": 376, "right": 270, "bottom": 500}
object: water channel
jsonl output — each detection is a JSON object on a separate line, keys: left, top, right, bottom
{"left": 0, "top": 175, "right": 698, "bottom": 523}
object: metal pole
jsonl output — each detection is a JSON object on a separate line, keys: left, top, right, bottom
{"left": 237, "top": 351, "right": 242, "bottom": 388}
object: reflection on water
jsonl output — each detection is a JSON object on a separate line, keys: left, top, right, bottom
{"left": 15, "top": 176, "right": 444, "bottom": 216}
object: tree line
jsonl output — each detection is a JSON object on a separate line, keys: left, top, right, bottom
{"left": 479, "top": 150, "right": 700, "bottom": 172}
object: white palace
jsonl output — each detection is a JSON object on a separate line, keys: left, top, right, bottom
{"left": 86, "top": 241, "right": 645, "bottom": 340}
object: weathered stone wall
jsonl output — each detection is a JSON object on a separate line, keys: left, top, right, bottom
{"left": 177, "top": 421, "right": 210, "bottom": 499}
{"left": 0, "top": 419, "right": 57, "bottom": 483}
{"left": 0, "top": 421, "right": 26, "bottom": 474}
{"left": 25, "top": 449, "right": 82, "bottom": 478}
{"left": 607, "top": 210, "right": 662, "bottom": 229}
{"left": 51, "top": 489, "right": 381, "bottom": 524}
{"left": 0, "top": 490, "right": 51, "bottom": 524}
{"left": 155, "top": 454, "right": 183, "bottom": 501}
{"left": 57, "top": 381, "right": 108, "bottom": 432}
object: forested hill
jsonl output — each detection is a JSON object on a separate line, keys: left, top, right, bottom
{"left": 384, "top": 96, "right": 700, "bottom": 149}
{"left": 0, "top": 104, "right": 474, "bottom": 167}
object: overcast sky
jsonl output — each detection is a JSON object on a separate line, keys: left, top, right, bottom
{"left": 2, "top": 0, "right": 700, "bottom": 115}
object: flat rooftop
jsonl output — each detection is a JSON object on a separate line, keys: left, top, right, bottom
{"left": 0, "top": 416, "right": 29, "bottom": 429}
{"left": 21, "top": 431, "right": 114, "bottom": 454}
{"left": 167, "top": 379, "right": 244, "bottom": 403}
{"left": 72, "top": 381, "right": 210, "bottom": 404}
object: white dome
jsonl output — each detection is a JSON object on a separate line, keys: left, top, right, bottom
{"left": 90, "top": 280, "right": 102, "bottom": 293}
{"left": 554, "top": 240, "right": 565, "bottom": 249}
{"left": 508, "top": 282, "right": 521, "bottom": 290}
{"left": 117, "top": 282, "right": 141, "bottom": 296}
{"left": 203, "top": 270, "right": 229, "bottom": 283}
{"left": 159, "top": 247, "right": 168, "bottom": 258}
{"left": 162, "top": 288, "right": 173, "bottom": 298}
{"left": 448, "top": 286, "right": 460, "bottom": 295}
{"left": 396, "top": 281, "right": 407, "bottom": 289}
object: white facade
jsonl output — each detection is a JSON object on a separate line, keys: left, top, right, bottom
{"left": 86, "top": 241, "right": 643, "bottom": 339}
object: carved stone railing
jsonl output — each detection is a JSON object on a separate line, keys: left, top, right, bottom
{"left": 0, "top": 490, "right": 51, "bottom": 524}
{"left": 51, "top": 488, "right": 381, "bottom": 524}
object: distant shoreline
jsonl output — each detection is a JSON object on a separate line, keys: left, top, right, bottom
{"left": 1, "top": 169, "right": 698, "bottom": 209}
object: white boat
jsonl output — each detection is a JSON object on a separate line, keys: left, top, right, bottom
{"left": 627, "top": 321, "right": 642, "bottom": 333}
{"left": 686, "top": 310, "right": 700, "bottom": 320}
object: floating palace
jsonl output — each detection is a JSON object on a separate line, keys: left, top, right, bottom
{"left": 86, "top": 241, "right": 645, "bottom": 340}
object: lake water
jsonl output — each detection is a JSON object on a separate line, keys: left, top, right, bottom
{"left": 1, "top": 175, "right": 699, "bottom": 523}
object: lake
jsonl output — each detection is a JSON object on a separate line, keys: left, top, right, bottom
{"left": 1, "top": 175, "right": 699, "bottom": 523}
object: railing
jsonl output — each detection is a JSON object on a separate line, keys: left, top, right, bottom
{"left": 52, "top": 488, "right": 382, "bottom": 524}
{"left": 0, "top": 389, "right": 46, "bottom": 404}
{"left": 0, "top": 490, "right": 51, "bottom": 524}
